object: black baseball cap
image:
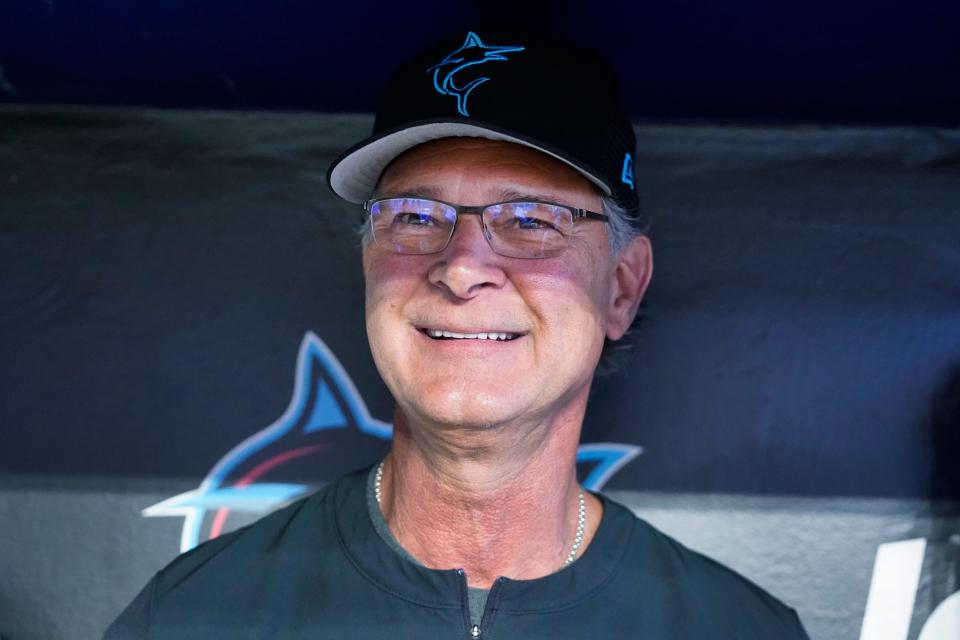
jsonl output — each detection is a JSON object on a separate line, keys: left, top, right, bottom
{"left": 327, "top": 29, "right": 640, "bottom": 221}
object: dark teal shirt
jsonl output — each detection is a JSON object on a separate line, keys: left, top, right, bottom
{"left": 105, "top": 468, "right": 809, "bottom": 639}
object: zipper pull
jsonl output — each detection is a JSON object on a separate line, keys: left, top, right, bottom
{"left": 470, "top": 624, "right": 481, "bottom": 639}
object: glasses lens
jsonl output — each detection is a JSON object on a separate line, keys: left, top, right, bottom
{"left": 369, "top": 198, "right": 456, "bottom": 254}
{"left": 484, "top": 202, "right": 573, "bottom": 258}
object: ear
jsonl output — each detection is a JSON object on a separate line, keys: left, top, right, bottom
{"left": 606, "top": 235, "right": 653, "bottom": 341}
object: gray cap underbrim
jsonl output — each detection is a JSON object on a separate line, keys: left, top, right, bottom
{"left": 327, "top": 122, "right": 612, "bottom": 204}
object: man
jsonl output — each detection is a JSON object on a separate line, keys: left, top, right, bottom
{"left": 106, "top": 29, "right": 809, "bottom": 638}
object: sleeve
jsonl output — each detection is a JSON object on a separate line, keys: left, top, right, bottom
{"left": 102, "top": 576, "right": 157, "bottom": 640}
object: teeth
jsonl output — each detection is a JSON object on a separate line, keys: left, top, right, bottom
{"left": 425, "top": 329, "right": 516, "bottom": 341}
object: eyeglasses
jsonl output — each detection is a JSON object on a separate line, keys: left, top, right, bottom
{"left": 363, "top": 197, "right": 609, "bottom": 259}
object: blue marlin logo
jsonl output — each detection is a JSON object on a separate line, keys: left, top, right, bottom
{"left": 428, "top": 31, "right": 525, "bottom": 117}
{"left": 144, "top": 332, "right": 641, "bottom": 552}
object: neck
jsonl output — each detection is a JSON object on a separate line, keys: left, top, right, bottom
{"left": 377, "top": 395, "right": 602, "bottom": 588}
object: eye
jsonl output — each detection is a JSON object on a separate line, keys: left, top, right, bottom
{"left": 513, "top": 214, "right": 560, "bottom": 232}
{"left": 484, "top": 202, "right": 571, "bottom": 239}
{"left": 394, "top": 212, "right": 436, "bottom": 226}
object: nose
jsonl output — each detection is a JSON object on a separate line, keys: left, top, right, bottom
{"left": 428, "top": 214, "right": 507, "bottom": 298}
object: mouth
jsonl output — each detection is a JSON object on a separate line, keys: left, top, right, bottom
{"left": 419, "top": 328, "right": 522, "bottom": 341}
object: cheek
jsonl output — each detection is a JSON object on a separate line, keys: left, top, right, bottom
{"left": 363, "top": 270, "right": 410, "bottom": 393}
{"left": 363, "top": 255, "right": 399, "bottom": 347}
{"left": 363, "top": 251, "right": 409, "bottom": 309}
{"left": 564, "top": 233, "right": 615, "bottom": 302}
{"left": 363, "top": 251, "right": 426, "bottom": 351}
{"left": 526, "top": 269, "right": 609, "bottom": 350}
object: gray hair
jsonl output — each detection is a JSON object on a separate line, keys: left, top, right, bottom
{"left": 602, "top": 195, "right": 644, "bottom": 257}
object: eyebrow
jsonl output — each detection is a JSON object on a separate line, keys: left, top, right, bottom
{"left": 495, "top": 187, "right": 570, "bottom": 204}
{"left": 376, "top": 185, "right": 445, "bottom": 200}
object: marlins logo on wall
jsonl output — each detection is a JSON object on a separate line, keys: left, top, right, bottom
{"left": 144, "top": 332, "right": 643, "bottom": 552}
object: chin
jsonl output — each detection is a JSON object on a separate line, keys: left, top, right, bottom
{"left": 403, "top": 387, "right": 528, "bottom": 431}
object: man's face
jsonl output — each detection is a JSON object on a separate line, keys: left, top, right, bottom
{"left": 362, "top": 138, "right": 648, "bottom": 430}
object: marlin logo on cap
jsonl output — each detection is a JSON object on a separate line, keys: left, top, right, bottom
{"left": 428, "top": 31, "right": 525, "bottom": 117}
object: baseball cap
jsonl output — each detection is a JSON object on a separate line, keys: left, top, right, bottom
{"left": 326, "top": 28, "right": 641, "bottom": 222}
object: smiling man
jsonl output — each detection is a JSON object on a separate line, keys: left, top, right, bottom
{"left": 105, "top": 30, "right": 809, "bottom": 639}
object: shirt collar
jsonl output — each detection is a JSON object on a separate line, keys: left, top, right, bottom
{"left": 332, "top": 466, "right": 636, "bottom": 612}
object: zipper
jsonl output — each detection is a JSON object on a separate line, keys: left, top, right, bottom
{"left": 458, "top": 569, "right": 474, "bottom": 639}
{"left": 458, "top": 571, "right": 505, "bottom": 639}
{"left": 478, "top": 577, "right": 505, "bottom": 638}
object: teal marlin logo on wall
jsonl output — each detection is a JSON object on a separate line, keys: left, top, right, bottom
{"left": 428, "top": 31, "right": 525, "bottom": 117}
{"left": 144, "top": 332, "right": 641, "bottom": 552}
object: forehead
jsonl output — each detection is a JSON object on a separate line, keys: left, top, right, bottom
{"left": 375, "top": 138, "right": 602, "bottom": 208}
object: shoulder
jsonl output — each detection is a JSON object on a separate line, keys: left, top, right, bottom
{"left": 154, "top": 490, "right": 323, "bottom": 593}
{"left": 104, "top": 470, "right": 367, "bottom": 638}
{"left": 152, "top": 471, "right": 364, "bottom": 595}
{"left": 600, "top": 496, "right": 809, "bottom": 639}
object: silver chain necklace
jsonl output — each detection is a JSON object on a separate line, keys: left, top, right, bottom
{"left": 375, "top": 461, "right": 587, "bottom": 565}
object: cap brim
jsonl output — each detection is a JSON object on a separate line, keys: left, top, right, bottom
{"left": 327, "top": 120, "right": 613, "bottom": 204}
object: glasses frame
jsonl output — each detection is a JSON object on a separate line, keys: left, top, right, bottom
{"left": 362, "top": 196, "right": 610, "bottom": 259}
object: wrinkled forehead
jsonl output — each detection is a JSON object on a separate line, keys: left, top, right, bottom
{"left": 374, "top": 138, "right": 604, "bottom": 208}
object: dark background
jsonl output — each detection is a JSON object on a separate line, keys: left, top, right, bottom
{"left": 1, "top": 0, "right": 958, "bottom": 125}
{"left": 2, "top": 110, "right": 958, "bottom": 499}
